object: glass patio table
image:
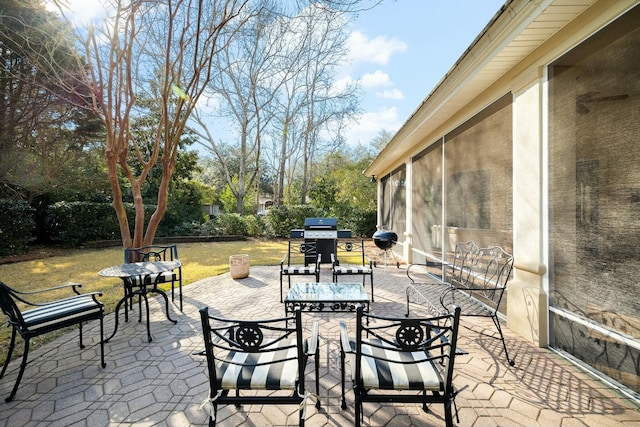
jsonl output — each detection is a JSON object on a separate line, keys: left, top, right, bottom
{"left": 98, "top": 260, "right": 181, "bottom": 342}
{"left": 284, "top": 282, "right": 369, "bottom": 315}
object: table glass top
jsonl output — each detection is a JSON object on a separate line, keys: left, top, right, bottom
{"left": 285, "top": 282, "right": 368, "bottom": 302}
{"left": 98, "top": 260, "right": 181, "bottom": 278}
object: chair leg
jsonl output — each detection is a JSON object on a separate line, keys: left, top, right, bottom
{"left": 6, "top": 337, "right": 30, "bottom": 402}
{"left": 280, "top": 273, "right": 284, "bottom": 303}
{"left": 212, "top": 398, "right": 219, "bottom": 427}
{"left": 100, "top": 316, "right": 106, "bottom": 368}
{"left": 299, "top": 403, "right": 305, "bottom": 427}
{"left": 0, "top": 328, "right": 16, "bottom": 379}
{"left": 79, "top": 322, "right": 85, "bottom": 349}
{"left": 340, "top": 347, "right": 347, "bottom": 409}
{"left": 444, "top": 400, "right": 454, "bottom": 427}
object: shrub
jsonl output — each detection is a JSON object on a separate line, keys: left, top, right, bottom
{"left": 265, "top": 205, "right": 324, "bottom": 237}
{"left": 339, "top": 208, "right": 377, "bottom": 237}
{"left": 0, "top": 199, "right": 35, "bottom": 256}
{"left": 47, "top": 201, "right": 122, "bottom": 245}
{"left": 244, "top": 215, "right": 265, "bottom": 237}
{"left": 215, "top": 213, "right": 248, "bottom": 236}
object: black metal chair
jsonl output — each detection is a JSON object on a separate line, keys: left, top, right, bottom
{"left": 124, "top": 244, "right": 183, "bottom": 311}
{"left": 340, "top": 304, "right": 462, "bottom": 427}
{"left": 280, "top": 239, "right": 320, "bottom": 302}
{"left": 331, "top": 239, "right": 374, "bottom": 301}
{"left": 198, "top": 306, "right": 320, "bottom": 427}
{"left": 0, "top": 281, "right": 105, "bottom": 402}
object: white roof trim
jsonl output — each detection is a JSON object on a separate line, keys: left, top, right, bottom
{"left": 365, "top": 0, "right": 602, "bottom": 177}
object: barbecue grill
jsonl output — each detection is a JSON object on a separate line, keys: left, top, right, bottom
{"left": 290, "top": 218, "right": 351, "bottom": 265}
{"left": 372, "top": 229, "right": 399, "bottom": 268}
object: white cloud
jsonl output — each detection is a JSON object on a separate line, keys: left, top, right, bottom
{"left": 347, "top": 30, "right": 408, "bottom": 65}
{"left": 47, "top": 0, "right": 108, "bottom": 25}
{"left": 360, "top": 70, "right": 391, "bottom": 88}
{"left": 345, "top": 107, "right": 402, "bottom": 146}
{"left": 376, "top": 88, "right": 404, "bottom": 100}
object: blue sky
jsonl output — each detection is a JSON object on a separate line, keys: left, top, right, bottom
{"left": 342, "top": 0, "right": 506, "bottom": 145}
{"left": 54, "top": 0, "right": 506, "bottom": 147}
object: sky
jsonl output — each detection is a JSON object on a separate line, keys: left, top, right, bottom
{"left": 343, "top": 0, "right": 505, "bottom": 146}
{"left": 52, "top": 0, "right": 506, "bottom": 147}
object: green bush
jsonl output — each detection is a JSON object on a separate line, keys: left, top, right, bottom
{"left": 197, "top": 220, "right": 223, "bottom": 236}
{"left": 47, "top": 201, "right": 123, "bottom": 245}
{"left": 215, "top": 213, "right": 248, "bottom": 236}
{"left": 265, "top": 205, "right": 324, "bottom": 237}
{"left": 244, "top": 215, "right": 265, "bottom": 237}
{"left": 0, "top": 199, "right": 35, "bottom": 256}
{"left": 338, "top": 208, "right": 377, "bottom": 237}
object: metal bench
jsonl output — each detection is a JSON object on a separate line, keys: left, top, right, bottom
{"left": 406, "top": 242, "right": 515, "bottom": 366}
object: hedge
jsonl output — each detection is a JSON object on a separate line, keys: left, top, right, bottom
{"left": 0, "top": 199, "right": 36, "bottom": 256}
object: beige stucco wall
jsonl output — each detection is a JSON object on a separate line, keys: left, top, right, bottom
{"left": 509, "top": 75, "right": 548, "bottom": 347}
{"left": 368, "top": 0, "right": 639, "bottom": 349}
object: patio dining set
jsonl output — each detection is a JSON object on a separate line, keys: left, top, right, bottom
{"left": 1, "top": 237, "right": 517, "bottom": 427}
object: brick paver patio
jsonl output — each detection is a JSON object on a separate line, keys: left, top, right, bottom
{"left": 0, "top": 265, "right": 638, "bottom": 426}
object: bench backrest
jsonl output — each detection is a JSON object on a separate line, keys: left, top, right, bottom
{"left": 461, "top": 245, "right": 513, "bottom": 309}
{"left": 447, "top": 241, "right": 480, "bottom": 287}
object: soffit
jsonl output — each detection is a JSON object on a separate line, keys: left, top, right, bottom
{"left": 365, "top": 0, "right": 598, "bottom": 177}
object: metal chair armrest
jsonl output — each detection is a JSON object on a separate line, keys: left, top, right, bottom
{"left": 11, "top": 282, "right": 84, "bottom": 296}
{"left": 339, "top": 320, "right": 353, "bottom": 354}
{"left": 306, "top": 321, "right": 320, "bottom": 356}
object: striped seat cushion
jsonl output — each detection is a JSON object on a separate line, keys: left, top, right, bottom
{"left": 128, "top": 271, "right": 176, "bottom": 286}
{"left": 335, "top": 266, "right": 372, "bottom": 275}
{"left": 22, "top": 296, "right": 102, "bottom": 331}
{"left": 216, "top": 339, "right": 299, "bottom": 390}
{"left": 350, "top": 338, "right": 443, "bottom": 391}
{"left": 282, "top": 266, "right": 317, "bottom": 275}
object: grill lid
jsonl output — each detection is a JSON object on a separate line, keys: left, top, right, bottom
{"left": 373, "top": 230, "right": 398, "bottom": 250}
{"left": 304, "top": 217, "right": 337, "bottom": 230}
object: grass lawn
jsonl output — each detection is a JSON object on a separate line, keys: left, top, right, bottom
{"left": 0, "top": 239, "right": 288, "bottom": 364}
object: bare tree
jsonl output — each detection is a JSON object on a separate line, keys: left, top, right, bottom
{"left": 54, "top": 0, "right": 248, "bottom": 247}
{"left": 193, "top": 1, "right": 290, "bottom": 214}
{"left": 269, "top": 4, "right": 360, "bottom": 205}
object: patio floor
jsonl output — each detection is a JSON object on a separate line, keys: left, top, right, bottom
{"left": 1, "top": 265, "right": 638, "bottom": 426}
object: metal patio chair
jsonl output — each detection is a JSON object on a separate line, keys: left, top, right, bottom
{"left": 124, "top": 244, "right": 183, "bottom": 311}
{"left": 0, "top": 281, "right": 105, "bottom": 402}
{"left": 280, "top": 239, "right": 321, "bottom": 302}
{"left": 198, "top": 306, "right": 320, "bottom": 426}
{"left": 340, "top": 304, "right": 462, "bottom": 427}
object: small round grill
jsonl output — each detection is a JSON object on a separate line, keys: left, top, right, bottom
{"left": 372, "top": 230, "right": 399, "bottom": 269}
{"left": 373, "top": 230, "right": 398, "bottom": 250}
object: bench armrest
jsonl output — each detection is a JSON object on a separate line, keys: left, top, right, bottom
{"left": 406, "top": 263, "right": 448, "bottom": 285}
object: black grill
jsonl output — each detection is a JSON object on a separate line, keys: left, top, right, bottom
{"left": 303, "top": 218, "right": 338, "bottom": 264}
{"left": 372, "top": 229, "right": 399, "bottom": 268}
{"left": 373, "top": 230, "right": 398, "bottom": 250}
